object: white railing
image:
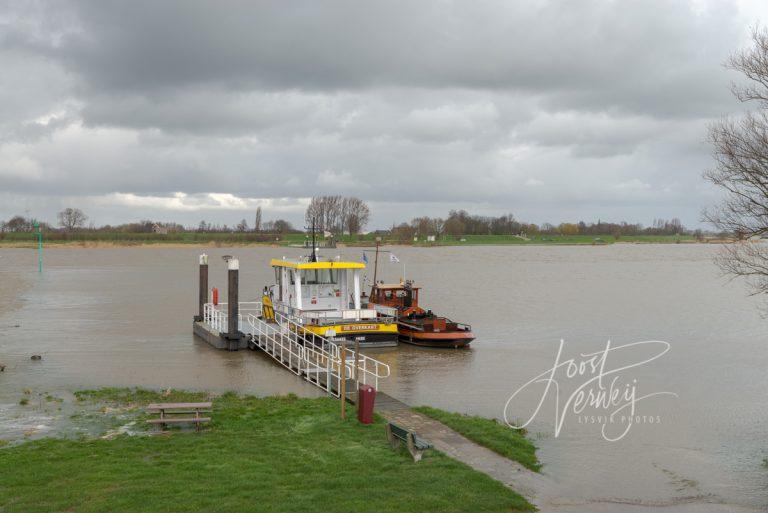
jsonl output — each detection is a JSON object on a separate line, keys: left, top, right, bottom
{"left": 245, "top": 310, "right": 390, "bottom": 396}
{"left": 276, "top": 303, "right": 395, "bottom": 324}
{"left": 203, "top": 302, "right": 263, "bottom": 333}
{"left": 204, "top": 303, "right": 228, "bottom": 332}
{"left": 371, "top": 303, "right": 398, "bottom": 318}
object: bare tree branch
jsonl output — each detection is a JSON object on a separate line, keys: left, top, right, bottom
{"left": 705, "top": 27, "right": 768, "bottom": 297}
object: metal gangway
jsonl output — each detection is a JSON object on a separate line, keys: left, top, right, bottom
{"left": 205, "top": 301, "right": 390, "bottom": 397}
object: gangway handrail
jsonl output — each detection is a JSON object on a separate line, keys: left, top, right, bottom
{"left": 242, "top": 311, "right": 389, "bottom": 396}
{"left": 272, "top": 308, "right": 387, "bottom": 381}
{"left": 202, "top": 301, "right": 390, "bottom": 395}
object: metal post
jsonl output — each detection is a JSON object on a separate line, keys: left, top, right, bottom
{"left": 197, "top": 254, "right": 208, "bottom": 321}
{"left": 372, "top": 238, "right": 380, "bottom": 286}
{"left": 227, "top": 258, "right": 240, "bottom": 351}
{"left": 340, "top": 342, "right": 347, "bottom": 419}
{"left": 354, "top": 339, "right": 360, "bottom": 404}
{"left": 34, "top": 221, "right": 42, "bottom": 273}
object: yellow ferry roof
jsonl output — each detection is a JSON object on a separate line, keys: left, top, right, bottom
{"left": 270, "top": 258, "right": 365, "bottom": 270}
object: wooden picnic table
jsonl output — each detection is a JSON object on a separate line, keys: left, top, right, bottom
{"left": 146, "top": 402, "right": 213, "bottom": 432}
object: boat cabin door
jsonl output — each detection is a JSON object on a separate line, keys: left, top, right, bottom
{"left": 403, "top": 288, "right": 413, "bottom": 307}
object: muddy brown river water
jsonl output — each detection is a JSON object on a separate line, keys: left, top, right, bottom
{"left": 0, "top": 245, "right": 766, "bottom": 511}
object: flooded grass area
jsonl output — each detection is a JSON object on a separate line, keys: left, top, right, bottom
{"left": 0, "top": 388, "right": 154, "bottom": 446}
{"left": 0, "top": 388, "right": 533, "bottom": 513}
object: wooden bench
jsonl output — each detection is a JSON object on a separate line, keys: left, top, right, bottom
{"left": 146, "top": 402, "right": 212, "bottom": 432}
{"left": 385, "top": 422, "right": 433, "bottom": 462}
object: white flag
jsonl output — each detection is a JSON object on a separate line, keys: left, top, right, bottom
{"left": 389, "top": 253, "right": 400, "bottom": 263}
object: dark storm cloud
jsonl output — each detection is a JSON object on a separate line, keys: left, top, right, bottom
{"left": 0, "top": 0, "right": 764, "bottom": 228}
{"left": 54, "top": 0, "right": 740, "bottom": 117}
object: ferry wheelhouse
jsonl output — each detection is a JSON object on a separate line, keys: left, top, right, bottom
{"left": 268, "top": 258, "right": 399, "bottom": 347}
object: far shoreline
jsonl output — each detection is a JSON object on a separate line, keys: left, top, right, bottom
{"left": 0, "top": 239, "right": 732, "bottom": 249}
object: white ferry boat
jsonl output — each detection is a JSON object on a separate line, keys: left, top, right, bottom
{"left": 266, "top": 255, "right": 399, "bottom": 348}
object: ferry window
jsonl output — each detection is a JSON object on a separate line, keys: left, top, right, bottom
{"left": 300, "top": 269, "right": 338, "bottom": 285}
{"left": 395, "top": 290, "right": 407, "bottom": 298}
{"left": 384, "top": 290, "right": 393, "bottom": 299}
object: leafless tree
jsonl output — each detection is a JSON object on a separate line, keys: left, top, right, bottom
{"left": 254, "top": 206, "right": 262, "bottom": 233}
{"left": 236, "top": 219, "right": 249, "bottom": 232}
{"left": 391, "top": 222, "right": 415, "bottom": 242}
{"left": 3, "top": 215, "right": 33, "bottom": 232}
{"left": 704, "top": 27, "right": 768, "bottom": 295}
{"left": 57, "top": 208, "right": 88, "bottom": 231}
{"left": 306, "top": 195, "right": 367, "bottom": 235}
{"left": 344, "top": 197, "right": 370, "bottom": 235}
{"left": 272, "top": 219, "right": 294, "bottom": 234}
{"left": 306, "top": 196, "right": 340, "bottom": 233}
{"left": 410, "top": 216, "right": 445, "bottom": 237}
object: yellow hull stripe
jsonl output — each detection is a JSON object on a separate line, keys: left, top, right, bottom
{"left": 301, "top": 323, "right": 398, "bottom": 336}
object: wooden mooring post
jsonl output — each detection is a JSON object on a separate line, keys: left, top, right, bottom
{"left": 226, "top": 258, "right": 241, "bottom": 351}
{"left": 197, "top": 254, "right": 208, "bottom": 321}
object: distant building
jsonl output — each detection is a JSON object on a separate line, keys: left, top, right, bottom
{"left": 152, "top": 223, "right": 168, "bottom": 235}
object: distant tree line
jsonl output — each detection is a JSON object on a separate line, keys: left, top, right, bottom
{"left": 388, "top": 210, "right": 696, "bottom": 242}
{"left": 0, "top": 207, "right": 298, "bottom": 237}
{"left": 0, "top": 205, "right": 710, "bottom": 242}
{"left": 0, "top": 215, "right": 51, "bottom": 233}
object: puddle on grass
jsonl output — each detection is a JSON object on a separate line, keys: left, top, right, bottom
{"left": 0, "top": 389, "right": 153, "bottom": 446}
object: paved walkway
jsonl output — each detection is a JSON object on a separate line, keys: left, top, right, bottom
{"left": 374, "top": 393, "right": 549, "bottom": 503}
{"left": 373, "top": 393, "right": 761, "bottom": 513}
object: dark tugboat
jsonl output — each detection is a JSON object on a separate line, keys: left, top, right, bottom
{"left": 368, "top": 281, "right": 475, "bottom": 348}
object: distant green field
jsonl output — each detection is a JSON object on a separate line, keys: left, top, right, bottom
{"left": 419, "top": 234, "right": 695, "bottom": 245}
{"left": 0, "top": 231, "right": 305, "bottom": 246}
{"left": 0, "top": 231, "right": 695, "bottom": 247}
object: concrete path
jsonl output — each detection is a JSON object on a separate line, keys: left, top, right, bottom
{"left": 374, "top": 393, "right": 762, "bottom": 513}
{"left": 375, "top": 392, "right": 550, "bottom": 503}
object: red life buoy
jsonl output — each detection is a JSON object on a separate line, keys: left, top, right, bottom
{"left": 212, "top": 287, "right": 219, "bottom": 305}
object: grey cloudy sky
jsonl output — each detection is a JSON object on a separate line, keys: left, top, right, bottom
{"left": 2, "top": 0, "right": 767, "bottom": 229}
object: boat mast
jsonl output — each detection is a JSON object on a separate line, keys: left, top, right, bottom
{"left": 371, "top": 238, "right": 380, "bottom": 293}
{"left": 310, "top": 217, "right": 317, "bottom": 262}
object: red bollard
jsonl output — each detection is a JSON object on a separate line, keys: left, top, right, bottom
{"left": 212, "top": 287, "right": 219, "bottom": 306}
{"left": 357, "top": 385, "right": 376, "bottom": 424}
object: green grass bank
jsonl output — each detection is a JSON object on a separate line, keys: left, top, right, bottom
{"left": 0, "top": 388, "right": 534, "bottom": 513}
{"left": 414, "top": 406, "right": 540, "bottom": 472}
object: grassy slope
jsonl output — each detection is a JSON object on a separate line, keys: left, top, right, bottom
{"left": 0, "top": 389, "right": 533, "bottom": 513}
{"left": 413, "top": 406, "right": 540, "bottom": 472}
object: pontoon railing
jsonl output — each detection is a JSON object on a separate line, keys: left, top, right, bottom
{"left": 203, "top": 302, "right": 263, "bottom": 333}
{"left": 275, "top": 303, "right": 395, "bottom": 324}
